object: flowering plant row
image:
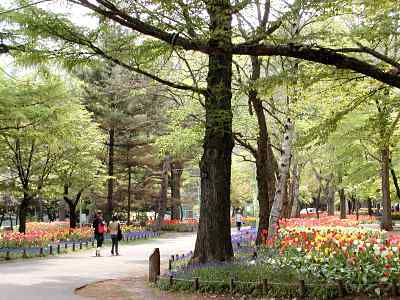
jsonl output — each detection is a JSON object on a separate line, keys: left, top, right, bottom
{"left": 1, "top": 222, "right": 151, "bottom": 248}
{"left": 147, "top": 218, "right": 198, "bottom": 225}
{"left": 0, "top": 227, "right": 93, "bottom": 248}
{"left": 280, "top": 214, "right": 376, "bottom": 227}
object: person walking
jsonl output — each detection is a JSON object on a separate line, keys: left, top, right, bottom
{"left": 108, "top": 215, "right": 121, "bottom": 256}
{"left": 235, "top": 210, "right": 243, "bottom": 232}
{"left": 93, "top": 210, "right": 106, "bottom": 257}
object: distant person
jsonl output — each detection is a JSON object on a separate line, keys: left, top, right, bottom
{"left": 235, "top": 211, "right": 243, "bottom": 232}
{"left": 108, "top": 215, "right": 121, "bottom": 256}
{"left": 93, "top": 210, "right": 106, "bottom": 257}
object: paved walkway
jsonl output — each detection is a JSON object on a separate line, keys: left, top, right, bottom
{"left": 0, "top": 232, "right": 196, "bottom": 300}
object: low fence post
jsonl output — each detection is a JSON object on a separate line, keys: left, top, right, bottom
{"left": 338, "top": 279, "right": 345, "bottom": 297}
{"left": 262, "top": 278, "right": 268, "bottom": 295}
{"left": 230, "top": 278, "right": 235, "bottom": 293}
{"left": 79, "top": 242, "right": 82, "bottom": 250}
{"left": 22, "top": 249, "right": 27, "bottom": 258}
{"left": 91, "top": 240, "right": 95, "bottom": 247}
{"left": 39, "top": 247, "right": 43, "bottom": 256}
{"left": 72, "top": 243, "right": 76, "bottom": 251}
{"left": 86, "top": 241, "right": 89, "bottom": 248}
{"left": 169, "top": 275, "right": 174, "bottom": 287}
{"left": 57, "top": 244, "right": 61, "bottom": 254}
{"left": 194, "top": 277, "right": 199, "bottom": 290}
{"left": 391, "top": 281, "right": 398, "bottom": 296}
{"left": 5, "top": 251, "right": 10, "bottom": 260}
{"left": 49, "top": 245, "right": 53, "bottom": 255}
{"left": 299, "top": 280, "right": 306, "bottom": 298}
{"left": 65, "top": 243, "right": 68, "bottom": 250}
{"left": 149, "top": 248, "right": 160, "bottom": 283}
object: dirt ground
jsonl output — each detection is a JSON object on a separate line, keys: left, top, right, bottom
{"left": 75, "top": 276, "right": 244, "bottom": 300}
{"left": 76, "top": 278, "right": 400, "bottom": 300}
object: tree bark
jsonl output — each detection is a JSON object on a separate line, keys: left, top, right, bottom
{"left": 127, "top": 166, "right": 132, "bottom": 225}
{"left": 281, "top": 169, "right": 291, "bottom": 218}
{"left": 367, "top": 197, "right": 373, "bottom": 216}
{"left": 381, "top": 146, "right": 393, "bottom": 230}
{"left": 18, "top": 192, "right": 31, "bottom": 233}
{"left": 267, "top": 119, "right": 293, "bottom": 239}
{"left": 68, "top": 201, "right": 78, "bottom": 229}
{"left": 156, "top": 156, "right": 171, "bottom": 228}
{"left": 63, "top": 185, "right": 83, "bottom": 229}
{"left": 327, "top": 181, "right": 335, "bottom": 216}
{"left": 171, "top": 161, "right": 183, "bottom": 220}
{"left": 290, "top": 163, "right": 300, "bottom": 218}
{"left": 107, "top": 127, "right": 115, "bottom": 221}
{"left": 248, "top": 56, "right": 277, "bottom": 245}
{"left": 192, "top": 0, "right": 234, "bottom": 263}
{"left": 390, "top": 164, "right": 400, "bottom": 200}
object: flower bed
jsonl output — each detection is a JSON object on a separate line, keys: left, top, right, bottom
{"left": 161, "top": 215, "right": 399, "bottom": 299}
{"left": 0, "top": 221, "right": 160, "bottom": 260}
{"left": 0, "top": 223, "right": 93, "bottom": 248}
{"left": 147, "top": 219, "right": 198, "bottom": 232}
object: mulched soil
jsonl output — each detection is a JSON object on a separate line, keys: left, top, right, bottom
{"left": 75, "top": 276, "right": 243, "bottom": 300}
{"left": 76, "top": 277, "right": 400, "bottom": 299}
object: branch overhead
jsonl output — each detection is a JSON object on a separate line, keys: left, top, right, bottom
{"left": 233, "top": 43, "right": 400, "bottom": 88}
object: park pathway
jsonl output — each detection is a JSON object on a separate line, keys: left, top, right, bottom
{"left": 0, "top": 232, "right": 196, "bottom": 300}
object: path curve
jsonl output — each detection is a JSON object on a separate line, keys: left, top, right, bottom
{"left": 0, "top": 232, "right": 196, "bottom": 300}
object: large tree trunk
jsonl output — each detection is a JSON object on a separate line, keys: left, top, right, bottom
{"left": 107, "top": 127, "right": 115, "bottom": 221}
{"left": 171, "top": 161, "right": 183, "bottom": 220}
{"left": 18, "top": 192, "right": 31, "bottom": 233}
{"left": 281, "top": 169, "right": 291, "bottom": 218}
{"left": 156, "top": 156, "right": 171, "bottom": 228}
{"left": 381, "top": 146, "right": 393, "bottom": 230}
{"left": 290, "top": 163, "right": 300, "bottom": 218}
{"left": 192, "top": 0, "right": 234, "bottom": 263}
{"left": 367, "top": 197, "right": 373, "bottom": 216}
{"left": 127, "top": 166, "right": 132, "bottom": 225}
{"left": 390, "top": 162, "right": 400, "bottom": 200}
{"left": 267, "top": 119, "right": 293, "bottom": 240}
{"left": 327, "top": 181, "right": 335, "bottom": 216}
{"left": 68, "top": 202, "right": 78, "bottom": 229}
{"left": 249, "top": 56, "right": 277, "bottom": 245}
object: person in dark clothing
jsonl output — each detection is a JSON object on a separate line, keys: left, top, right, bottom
{"left": 93, "top": 210, "right": 106, "bottom": 256}
{"left": 108, "top": 215, "right": 120, "bottom": 256}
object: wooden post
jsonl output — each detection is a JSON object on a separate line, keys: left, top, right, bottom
{"left": 5, "top": 251, "right": 10, "bottom": 260}
{"left": 23, "top": 249, "right": 27, "bottom": 258}
{"left": 262, "top": 278, "right": 268, "bottom": 295}
{"left": 338, "top": 279, "right": 345, "bottom": 297}
{"left": 194, "top": 277, "right": 199, "bottom": 290}
{"left": 57, "top": 244, "right": 61, "bottom": 254}
{"left": 299, "top": 280, "right": 306, "bottom": 298}
{"left": 86, "top": 241, "right": 89, "bottom": 248}
{"left": 79, "top": 242, "right": 82, "bottom": 250}
{"left": 230, "top": 278, "right": 235, "bottom": 293}
{"left": 72, "top": 243, "right": 76, "bottom": 251}
{"left": 391, "top": 281, "right": 398, "bottom": 296}
{"left": 40, "top": 247, "right": 43, "bottom": 256}
{"left": 49, "top": 245, "right": 53, "bottom": 255}
{"left": 149, "top": 248, "right": 160, "bottom": 283}
{"left": 65, "top": 243, "right": 68, "bottom": 250}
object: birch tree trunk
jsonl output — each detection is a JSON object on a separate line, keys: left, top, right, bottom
{"left": 267, "top": 119, "right": 293, "bottom": 239}
{"left": 156, "top": 156, "right": 171, "bottom": 229}
{"left": 290, "top": 163, "right": 300, "bottom": 218}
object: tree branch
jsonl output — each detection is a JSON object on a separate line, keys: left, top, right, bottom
{"left": 233, "top": 43, "right": 400, "bottom": 88}
{"left": 233, "top": 133, "right": 257, "bottom": 158}
{"left": 72, "top": 0, "right": 209, "bottom": 52}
